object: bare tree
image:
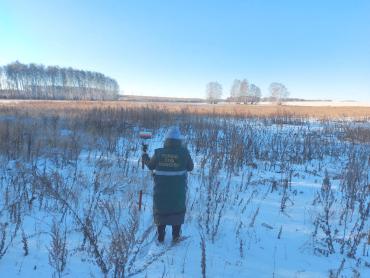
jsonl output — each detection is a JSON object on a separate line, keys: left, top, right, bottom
{"left": 249, "top": 84, "right": 261, "bottom": 104}
{"left": 0, "top": 67, "right": 4, "bottom": 92}
{"left": 229, "top": 79, "right": 261, "bottom": 104}
{"left": 239, "top": 79, "right": 249, "bottom": 104}
{"left": 0, "top": 61, "right": 119, "bottom": 100}
{"left": 269, "top": 82, "right": 289, "bottom": 104}
{"left": 206, "top": 82, "right": 222, "bottom": 104}
{"left": 230, "top": 79, "right": 241, "bottom": 101}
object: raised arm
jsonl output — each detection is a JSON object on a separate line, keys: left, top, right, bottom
{"left": 142, "top": 151, "right": 157, "bottom": 170}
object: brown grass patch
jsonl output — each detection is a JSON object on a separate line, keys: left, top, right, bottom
{"left": 0, "top": 100, "right": 369, "bottom": 120}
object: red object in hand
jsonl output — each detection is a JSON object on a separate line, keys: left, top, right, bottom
{"left": 139, "top": 131, "right": 152, "bottom": 139}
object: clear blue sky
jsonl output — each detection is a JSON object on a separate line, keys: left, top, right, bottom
{"left": 0, "top": 0, "right": 369, "bottom": 100}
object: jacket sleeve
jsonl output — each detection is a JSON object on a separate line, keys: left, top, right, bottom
{"left": 146, "top": 151, "right": 157, "bottom": 170}
{"left": 186, "top": 150, "right": 194, "bottom": 171}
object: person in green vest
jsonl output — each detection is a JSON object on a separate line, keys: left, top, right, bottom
{"left": 142, "top": 126, "right": 194, "bottom": 243}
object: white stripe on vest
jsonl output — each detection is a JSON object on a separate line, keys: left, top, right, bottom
{"left": 155, "top": 170, "right": 187, "bottom": 176}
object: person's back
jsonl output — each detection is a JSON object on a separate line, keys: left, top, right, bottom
{"left": 143, "top": 127, "right": 194, "bottom": 242}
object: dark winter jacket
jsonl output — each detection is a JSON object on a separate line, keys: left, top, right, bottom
{"left": 145, "top": 139, "right": 194, "bottom": 217}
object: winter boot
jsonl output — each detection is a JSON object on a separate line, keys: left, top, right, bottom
{"left": 157, "top": 225, "right": 166, "bottom": 243}
{"left": 172, "top": 225, "right": 181, "bottom": 242}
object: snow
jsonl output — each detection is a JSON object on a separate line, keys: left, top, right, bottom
{"left": 0, "top": 115, "right": 369, "bottom": 277}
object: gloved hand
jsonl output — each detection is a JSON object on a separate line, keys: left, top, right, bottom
{"left": 142, "top": 153, "right": 150, "bottom": 164}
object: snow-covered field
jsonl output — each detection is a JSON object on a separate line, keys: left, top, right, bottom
{"left": 0, "top": 107, "right": 369, "bottom": 277}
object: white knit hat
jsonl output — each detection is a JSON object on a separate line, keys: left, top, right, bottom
{"left": 165, "top": 126, "right": 182, "bottom": 140}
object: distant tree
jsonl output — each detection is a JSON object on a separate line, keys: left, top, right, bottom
{"left": 0, "top": 67, "right": 4, "bottom": 91}
{"left": 249, "top": 84, "right": 262, "bottom": 104}
{"left": 206, "top": 82, "right": 222, "bottom": 104}
{"left": 229, "top": 79, "right": 262, "bottom": 104}
{"left": 269, "top": 82, "right": 289, "bottom": 104}
{"left": 230, "top": 79, "right": 241, "bottom": 101}
{"left": 0, "top": 61, "right": 119, "bottom": 100}
{"left": 239, "top": 79, "right": 249, "bottom": 104}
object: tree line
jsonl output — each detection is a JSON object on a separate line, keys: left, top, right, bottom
{"left": 206, "top": 79, "right": 289, "bottom": 104}
{"left": 0, "top": 61, "right": 119, "bottom": 100}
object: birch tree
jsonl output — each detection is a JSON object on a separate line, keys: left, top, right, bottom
{"left": 269, "top": 82, "right": 289, "bottom": 104}
{"left": 206, "top": 82, "right": 222, "bottom": 104}
{"left": 249, "top": 84, "right": 262, "bottom": 104}
{"left": 0, "top": 62, "right": 119, "bottom": 100}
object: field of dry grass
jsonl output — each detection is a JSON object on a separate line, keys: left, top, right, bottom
{"left": 0, "top": 100, "right": 370, "bottom": 119}
{"left": 0, "top": 98, "right": 369, "bottom": 277}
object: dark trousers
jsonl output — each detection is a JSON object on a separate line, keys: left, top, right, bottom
{"left": 157, "top": 225, "right": 181, "bottom": 242}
